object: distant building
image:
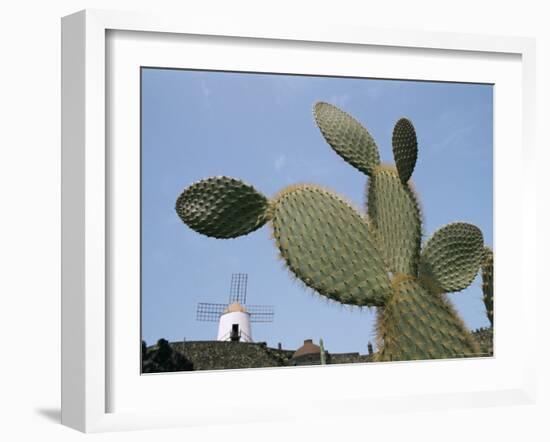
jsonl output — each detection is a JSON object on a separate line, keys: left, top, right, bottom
{"left": 289, "top": 339, "right": 330, "bottom": 366}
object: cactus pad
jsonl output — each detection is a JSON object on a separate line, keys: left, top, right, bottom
{"left": 481, "top": 247, "right": 494, "bottom": 326}
{"left": 392, "top": 118, "right": 418, "bottom": 184}
{"left": 175, "top": 176, "right": 270, "bottom": 239}
{"left": 419, "top": 223, "right": 484, "bottom": 292}
{"left": 313, "top": 102, "right": 380, "bottom": 176}
{"left": 271, "top": 185, "right": 391, "bottom": 307}
{"left": 376, "top": 276, "right": 480, "bottom": 361}
{"left": 367, "top": 166, "right": 422, "bottom": 275}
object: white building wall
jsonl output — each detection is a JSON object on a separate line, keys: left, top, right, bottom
{"left": 217, "top": 311, "right": 253, "bottom": 342}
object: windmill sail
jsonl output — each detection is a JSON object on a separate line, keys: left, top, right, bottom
{"left": 196, "top": 303, "right": 228, "bottom": 322}
{"left": 229, "top": 273, "right": 248, "bottom": 304}
{"left": 246, "top": 305, "right": 275, "bottom": 323}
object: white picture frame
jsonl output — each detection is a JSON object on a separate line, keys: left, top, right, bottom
{"left": 61, "top": 9, "right": 537, "bottom": 433}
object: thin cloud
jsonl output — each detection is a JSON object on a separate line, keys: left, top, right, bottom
{"left": 430, "top": 123, "right": 476, "bottom": 153}
{"left": 200, "top": 80, "right": 212, "bottom": 98}
{"left": 199, "top": 79, "right": 213, "bottom": 109}
{"left": 364, "top": 86, "right": 381, "bottom": 101}
{"left": 327, "top": 94, "right": 350, "bottom": 108}
{"left": 274, "top": 154, "right": 286, "bottom": 173}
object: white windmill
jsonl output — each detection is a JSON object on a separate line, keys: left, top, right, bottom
{"left": 196, "top": 273, "right": 274, "bottom": 343}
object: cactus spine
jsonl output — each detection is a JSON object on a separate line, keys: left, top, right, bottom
{"left": 176, "top": 101, "right": 488, "bottom": 361}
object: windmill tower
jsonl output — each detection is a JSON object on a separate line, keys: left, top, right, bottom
{"left": 196, "top": 273, "right": 274, "bottom": 343}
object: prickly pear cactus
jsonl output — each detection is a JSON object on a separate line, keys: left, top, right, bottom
{"left": 481, "top": 247, "right": 494, "bottom": 326}
{"left": 176, "top": 101, "right": 489, "bottom": 362}
{"left": 176, "top": 176, "right": 270, "bottom": 239}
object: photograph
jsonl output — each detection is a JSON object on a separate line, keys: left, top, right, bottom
{"left": 140, "top": 68, "right": 494, "bottom": 373}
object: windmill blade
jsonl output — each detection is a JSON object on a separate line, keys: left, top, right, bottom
{"left": 229, "top": 273, "right": 248, "bottom": 304}
{"left": 196, "top": 303, "right": 228, "bottom": 321}
{"left": 247, "top": 305, "right": 274, "bottom": 323}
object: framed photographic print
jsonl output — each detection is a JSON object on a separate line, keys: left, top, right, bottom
{"left": 141, "top": 68, "right": 494, "bottom": 372}
{"left": 61, "top": 9, "right": 537, "bottom": 433}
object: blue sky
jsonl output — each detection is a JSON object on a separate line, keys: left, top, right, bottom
{"left": 141, "top": 68, "right": 493, "bottom": 354}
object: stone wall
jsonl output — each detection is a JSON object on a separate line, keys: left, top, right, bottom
{"left": 170, "top": 341, "right": 288, "bottom": 370}
{"left": 330, "top": 352, "right": 373, "bottom": 364}
{"left": 144, "top": 340, "right": 372, "bottom": 372}
{"left": 143, "top": 331, "right": 490, "bottom": 373}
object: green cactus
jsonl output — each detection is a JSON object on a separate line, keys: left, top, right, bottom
{"left": 419, "top": 222, "right": 484, "bottom": 293}
{"left": 272, "top": 185, "right": 390, "bottom": 307}
{"left": 481, "top": 247, "right": 494, "bottom": 326}
{"left": 377, "top": 275, "right": 478, "bottom": 361}
{"left": 392, "top": 118, "right": 418, "bottom": 184}
{"left": 176, "top": 101, "right": 488, "bottom": 362}
{"left": 313, "top": 102, "right": 380, "bottom": 176}
{"left": 175, "top": 176, "right": 270, "bottom": 239}
{"left": 366, "top": 165, "right": 422, "bottom": 275}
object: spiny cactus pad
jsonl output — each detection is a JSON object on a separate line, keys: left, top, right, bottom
{"left": 481, "top": 247, "right": 494, "bottom": 326}
{"left": 376, "top": 276, "right": 480, "bottom": 361}
{"left": 313, "top": 102, "right": 380, "bottom": 176}
{"left": 271, "top": 185, "right": 391, "bottom": 307}
{"left": 419, "top": 223, "right": 484, "bottom": 292}
{"left": 367, "top": 166, "right": 422, "bottom": 275}
{"left": 392, "top": 118, "right": 418, "bottom": 184}
{"left": 175, "top": 176, "right": 270, "bottom": 239}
